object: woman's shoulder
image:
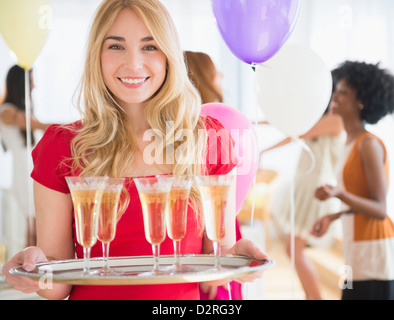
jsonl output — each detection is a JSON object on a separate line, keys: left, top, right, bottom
{"left": 0, "top": 103, "right": 18, "bottom": 124}
{"left": 34, "top": 120, "right": 82, "bottom": 155}
{"left": 357, "top": 131, "right": 386, "bottom": 154}
{"left": 44, "top": 120, "right": 82, "bottom": 139}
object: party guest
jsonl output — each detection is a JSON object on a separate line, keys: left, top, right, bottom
{"left": 312, "top": 61, "right": 394, "bottom": 300}
{"left": 184, "top": 51, "right": 223, "bottom": 104}
{"left": 0, "top": 65, "right": 52, "bottom": 249}
{"left": 260, "top": 105, "right": 345, "bottom": 300}
{"left": 2, "top": 0, "right": 267, "bottom": 300}
{"left": 185, "top": 50, "right": 243, "bottom": 300}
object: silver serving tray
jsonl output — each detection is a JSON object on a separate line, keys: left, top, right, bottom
{"left": 10, "top": 254, "right": 275, "bottom": 285}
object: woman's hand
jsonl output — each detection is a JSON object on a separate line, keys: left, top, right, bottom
{"left": 310, "top": 212, "right": 342, "bottom": 238}
{"left": 315, "top": 185, "right": 340, "bottom": 201}
{"left": 2, "top": 246, "right": 48, "bottom": 294}
{"left": 310, "top": 215, "right": 333, "bottom": 238}
{"left": 230, "top": 238, "right": 268, "bottom": 262}
{"left": 204, "top": 239, "right": 269, "bottom": 287}
{"left": 228, "top": 238, "right": 269, "bottom": 284}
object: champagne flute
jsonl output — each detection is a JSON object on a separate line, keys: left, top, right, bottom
{"left": 134, "top": 175, "right": 174, "bottom": 275}
{"left": 94, "top": 177, "right": 125, "bottom": 275}
{"left": 166, "top": 175, "right": 194, "bottom": 273}
{"left": 65, "top": 176, "right": 107, "bottom": 275}
{"left": 195, "top": 174, "right": 235, "bottom": 270}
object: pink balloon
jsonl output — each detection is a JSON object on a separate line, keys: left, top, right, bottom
{"left": 201, "top": 103, "right": 258, "bottom": 213}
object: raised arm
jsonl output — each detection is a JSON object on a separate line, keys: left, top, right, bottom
{"left": 299, "top": 113, "right": 343, "bottom": 140}
{"left": 315, "top": 136, "right": 388, "bottom": 221}
{"left": 0, "top": 105, "right": 51, "bottom": 131}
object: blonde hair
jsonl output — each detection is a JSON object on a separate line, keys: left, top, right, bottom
{"left": 184, "top": 51, "right": 224, "bottom": 104}
{"left": 70, "top": 0, "right": 206, "bottom": 217}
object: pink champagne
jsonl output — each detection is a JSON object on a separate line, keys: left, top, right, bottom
{"left": 198, "top": 184, "right": 231, "bottom": 242}
{"left": 167, "top": 188, "right": 190, "bottom": 241}
{"left": 97, "top": 190, "right": 122, "bottom": 244}
{"left": 70, "top": 189, "right": 103, "bottom": 248}
{"left": 139, "top": 192, "right": 168, "bottom": 245}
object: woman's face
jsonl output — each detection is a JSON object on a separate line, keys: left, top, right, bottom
{"left": 330, "top": 78, "right": 362, "bottom": 121}
{"left": 101, "top": 8, "right": 167, "bottom": 111}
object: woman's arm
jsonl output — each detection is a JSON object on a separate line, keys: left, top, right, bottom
{"left": 315, "top": 137, "right": 388, "bottom": 220}
{"left": 260, "top": 137, "right": 293, "bottom": 155}
{"left": 299, "top": 113, "right": 343, "bottom": 140}
{"left": 34, "top": 182, "right": 75, "bottom": 299}
{"left": 0, "top": 105, "right": 51, "bottom": 131}
{"left": 260, "top": 114, "right": 344, "bottom": 156}
{"left": 341, "top": 136, "right": 387, "bottom": 220}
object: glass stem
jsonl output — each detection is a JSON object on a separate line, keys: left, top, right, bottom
{"left": 152, "top": 244, "right": 160, "bottom": 274}
{"left": 102, "top": 242, "right": 110, "bottom": 272}
{"left": 213, "top": 241, "right": 221, "bottom": 270}
{"left": 83, "top": 247, "right": 91, "bottom": 275}
{"left": 173, "top": 240, "right": 181, "bottom": 267}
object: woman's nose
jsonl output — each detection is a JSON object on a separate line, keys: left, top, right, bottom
{"left": 123, "top": 50, "right": 143, "bottom": 70}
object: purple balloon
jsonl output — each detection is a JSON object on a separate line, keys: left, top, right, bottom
{"left": 212, "top": 0, "right": 302, "bottom": 64}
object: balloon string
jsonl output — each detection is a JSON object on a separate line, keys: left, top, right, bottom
{"left": 288, "top": 174, "right": 295, "bottom": 298}
{"left": 25, "top": 70, "right": 34, "bottom": 220}
{"left": 243, "top": 62, "right": 260, "bottom": 301}
{"left": 250, "top": 63, "right": 259, "bottom": 229}
{"left": 289, "top": 138, "right": 316, "bottom": 299}
{"left": 249, "top": 176, "right": 257, "bottom": 229}
{"left": 294, "top": 138, "right": 316, "bottom": 175}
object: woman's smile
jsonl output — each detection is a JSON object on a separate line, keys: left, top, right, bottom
{"left": 118, "top": 76, "right": 149, "bottom": 88}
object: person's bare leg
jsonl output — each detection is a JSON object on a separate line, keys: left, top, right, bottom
{"left": 286, "top": 235, "right": 322, "bottom": 300}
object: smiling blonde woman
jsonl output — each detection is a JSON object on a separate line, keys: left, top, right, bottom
{"left": 2, "top": 0, "right": 267, "bottom": 300}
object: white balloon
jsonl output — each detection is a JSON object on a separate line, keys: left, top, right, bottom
{"left": 256, "top": 44, "right": 332, "bottom": 138}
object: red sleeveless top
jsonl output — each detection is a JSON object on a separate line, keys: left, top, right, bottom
{"left": 31, "top": 116, "right": 237, "bottom": 300}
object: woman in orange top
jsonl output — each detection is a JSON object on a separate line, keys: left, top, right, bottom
{"left": 312, "top": 61, "right": 394, "bottom": 300}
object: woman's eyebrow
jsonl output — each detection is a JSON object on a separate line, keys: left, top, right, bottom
{"left": 103, "top": 36, "right": 155, "bottom": 42}
{"left": 104, "top": 36, "right": 125, "bottom": 42}
{"left": 141, "top": 36, "right": 154, "bottom": 42}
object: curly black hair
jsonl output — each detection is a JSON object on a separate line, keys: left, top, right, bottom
{"left": 332, "top": 61, "right": 394, "bottom": 124}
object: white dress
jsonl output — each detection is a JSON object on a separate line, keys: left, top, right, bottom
{"left": 0, "top": 103, "right": 34, "bottom": 255}
{"left": 277, "top": 132, "right": 346, "bottom": 240}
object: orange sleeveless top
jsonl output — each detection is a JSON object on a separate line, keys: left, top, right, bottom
{"left": 343, "top": 132, "right": 394, "bottom": 242}
{"left": 341, "top": 132, "right": 394, "bottom": 281}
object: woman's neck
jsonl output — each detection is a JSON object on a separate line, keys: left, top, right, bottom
{"left": 344, "top": 120, "right": 366, "bottom": 144}
{"left": 123, "top": 103, "right": 150, "bottom": 136}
